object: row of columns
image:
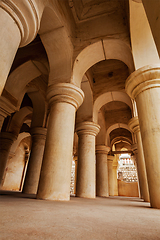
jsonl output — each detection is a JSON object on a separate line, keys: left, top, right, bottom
{"left": 0, "top": 108, "right": 150, "bottom": 203}
{"left": 0, "top": 1, "right": 160, "bottom": 209}
{"left": 1, "top": 68, "right": 160, "bottom": 208}
{"left": 0, "top": 83, "right": 116, "bottom": 201}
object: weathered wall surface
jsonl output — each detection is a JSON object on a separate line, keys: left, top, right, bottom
{"left": 118, "top": 180, "right": 139, "bottom": 197}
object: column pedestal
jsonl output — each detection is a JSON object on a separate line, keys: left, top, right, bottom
{"left": 96, "top": 145, "right": 110, "bottom": 197}
{"left": 37, "top": 83, "right": 84, "bottom": 201}
{"left": 126, "top": 64, "right": 160, "bottom": 208}
{"left": 76, "top": 121, "right": 100, "bottom": 198}
{"left": 107, "top": 155, "right": 114, "bottom": 196}
{"left": 23, "top": 127, "right": 47, "bottom": 194}
{"left": 0, "top": 132, "right": 17, "bottom": 186}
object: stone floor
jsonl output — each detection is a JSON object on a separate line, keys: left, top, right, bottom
{"left": 0, "top": 191, "right": 160, "bottom": 240}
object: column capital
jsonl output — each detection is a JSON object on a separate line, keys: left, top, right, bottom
{"left": 131, "top": 155, "right": 137, "bottom": 164}
{"left": 131, "top": 144, "right": 138, "bottom": 154}
{"left": 76, "top": 121, "right": 100, "bottom": 137}
{"left": 30, "top": 127, "right": 47, "bottom": 140}
{"left": 47, "top": 83, "right": 84, "bottom": 110}
{"left": 0, "top": 0, "right": 44, "bottom": 47}
{"left": 0, "top": 96, "right": 16, "bottom": 118}
{"left": 0, "top": 132, "right": 17, "bottom": 150}
{"left": 96, "top": 145, "right": 110, "bottom": 154}
{"left": 125, "top": 64, "right": 160, "bottom": 99}
{"left": 113, "top": 164, "right": 118, "bottom": 169}
{"left": 107, "top": 155, "right": 114, "bottom": 162}
{"left": 128, "top": 116, "right": 140, "bottom": 133}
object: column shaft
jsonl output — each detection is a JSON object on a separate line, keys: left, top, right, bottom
{"left": 37, "top": 83, "right": 84, "bottom": 201}
{"left": 126, "top": 65, "right": 160, "bottom": 208}
{"left": 73, "top": 156, "right": 78, "bottom": 195}
{"left": 0, "top": 132, "right": 17, "bottom": 186}
{"left": 136, "top": 89, "right": 160, "bottom": 206}
{"left": 23, "top": 127, "right": 47, "bottom": 194}
{"left": 129, "top": 117, "right": 150, "bottom": 202}
{"left": 107, "top": 156, "right": 114, "bottom": 196}
{"left": 113, "top": 165, "right": 118, "bottom": 196}
{"left": 76, "top": 122, "right": 100, "bottom": 198}
{"left": 133, "top": 150, "right": 144, "bottom": 199}
{"left": 136, "top": 132, "right": 150, "bottom": 202}
{"left": 96, "top": 145, "right": 110, "bottom": 197}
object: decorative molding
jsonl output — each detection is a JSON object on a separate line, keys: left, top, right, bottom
{"left": 128, "top": 116, "right": 140, "bottom": 134}
{"left": 125, "top": 64, "right": 160, "bottom": 99}
{"left": 47, "top": 83, "right": 84, "bottom": 110}
{"left": 96, "top": 145, "right": 110, "bottom": 154}
{"left": 76, "top": 121, "right": 100, "bottom": 136}
{"left": 0, "top": 0, "right": 40, "bottom": 47}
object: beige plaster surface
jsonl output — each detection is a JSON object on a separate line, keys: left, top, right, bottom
{"left": 118, "top": 180, "right": 139, "bottom": 197}
{"left": 1, "top": 191, "right": 160, "bottom": 240}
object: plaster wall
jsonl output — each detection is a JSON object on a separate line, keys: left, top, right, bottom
{"left": 118, "top": 180, "right": 139, "bottom": 197}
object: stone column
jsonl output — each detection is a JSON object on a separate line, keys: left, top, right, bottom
{"left": 19, "top": 148, "right": 30, "bottom": 191}
{"left": 126, "top": 64, "right": 160, "bottom": 208}
{"left": 96, "top": 145, "right": 110, "bottom": 197}
{"left": 129, "top": 117, "right": 150, "bottom": 202}
{"left": 0, "top": 0, "right": 45, "bottom": 95}
{"left": 107, "top": 155, "right": 114, "bottom": 196}
{"left": 73, "top": 155, "right": 78, "bottom": 195}
{"left": 37, "top": 83, "right": 84, "bottom": 201}
{"left": 131, "top": 154, "right": 142, "bottom": 199}
{"left": 23, "top": 127, "right": 47, "bottom": 194}
{"left": 0, "top": 132, "right": 17, "bottom": 186}
{"left": 76, "top": 122, "right": 100, "bottom": 198}
{"left": 113, "top": 161, "right": 118, "bottom": 196}
{"left": 132, "top": 145, "right": 144, "bottom": 199}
